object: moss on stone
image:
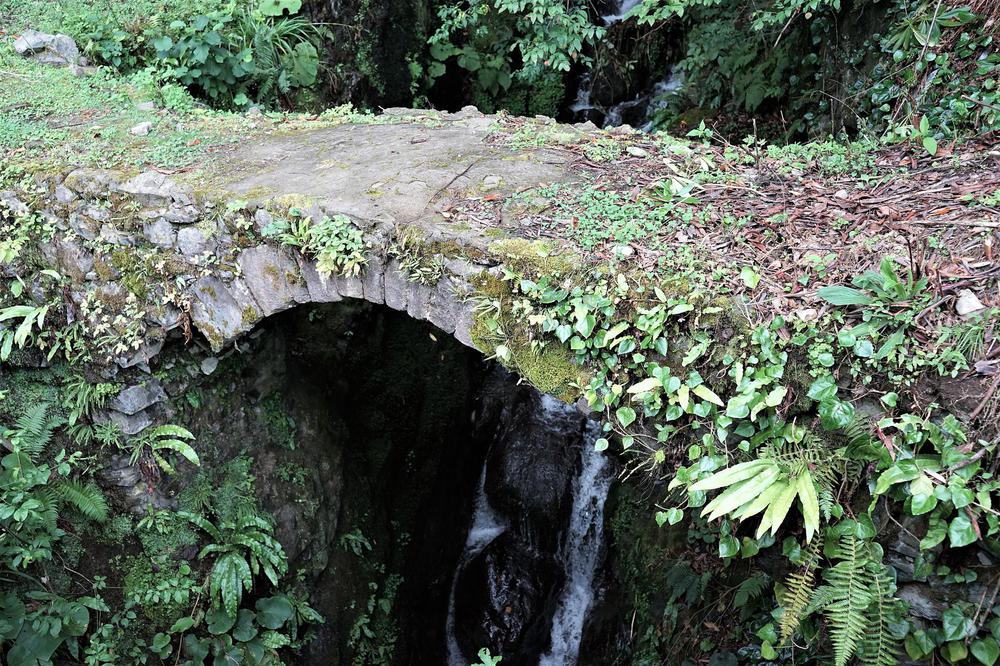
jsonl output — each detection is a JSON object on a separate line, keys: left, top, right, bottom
{"left": 469, "top": 271, "right": 587, "bottom": 403}
{"left": 488, "top": 237, "right": 579, "bottom": 277}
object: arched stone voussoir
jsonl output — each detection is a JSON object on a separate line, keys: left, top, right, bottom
{"left": 190, "top": 241, "right": 486, "bottom": 352}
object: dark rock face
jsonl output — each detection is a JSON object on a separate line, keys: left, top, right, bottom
{"left": 485, "top": 391, "right": 585, "bottom": 551}
{"left": 455, "top": 532, "right": 564, "bottom": 664}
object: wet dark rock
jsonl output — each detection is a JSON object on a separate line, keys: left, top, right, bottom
{"left": 109, "top": 381, "right": 168, "bottom": 416}
{"left": 485, "top": 391, "right": 585, "bottom": 549}
{"left": 455, "top": 532, "right": 563, "bottom": 664}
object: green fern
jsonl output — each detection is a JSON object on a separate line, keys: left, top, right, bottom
{"left": 734, "top": 573, "right": 770, "bottom": 610}
{"left": 858, "top": 564, "right": 901, "bottom": 666}
{"left": 778, "top": 540, "right": 820, "bottom": 644}
{"left": 810, "top": 533, "right": 897, "bottom": 666}
{"left": 9, "top": 403, "right": 64, "bottom": 455}
{"left": 50, "top": 480, "right": 109, "bottom": 522}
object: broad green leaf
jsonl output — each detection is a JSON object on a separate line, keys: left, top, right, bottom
{"left": 818, "top": 398, "right": 854, "bottom": 430}
{"left": 703, "top": 466, "right": 780, "bottom": 521}
{"left": 691, "top": 459, "right": 772, "bottom": 492}
{"left": 692, "top": 384, "right": 724, "bottom": 406}
{"left": 973, "top": 637, "right": 1000, "bottom": 666}
{"left": 874, "top": 462, "right": 921, "bottom": 495}
{"left": 740, "top": 266, "right": 761, "bottom": 289}
{"left": 627, "top": 377, "right": 661, "bottom": 394}
{"left": 817, "top": 285, "right": 873, "bottom": 306}
{"left": 923, "top": 135, "right": 938, "bottom": 156}
{"left": 795, "top": 471, "right": 821, "bottom": 542}
{"left": 948, "top": 514, "right": 978, "bottom": 548}
{"left": 807, "top": 374, "right": 838, "bottom": 401}
{"left": 594, "top": 438, "right": 609, "bottom": 452}
{"left": 719, "top": 534, "right": 740, "bottom": 558}
{"left": 255, "top": 596, "right": 294, "bottom": 630}
{"left": 758, "top": 480, "right": 798, "bottom": 538}
{"left": 615, "top": 406, "right": 636, "bottom": 427}
{"left": 207, "top": 607, "right": 235, "bottom": 635}
{"left": 943, "top": 605, "right": 976, "bottom": 641}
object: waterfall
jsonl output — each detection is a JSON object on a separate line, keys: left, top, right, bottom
{"left": 601, "top": 0, "right": 643, "bottom": 24}
{"left": 445, "top": 467, "right": 506, "bottom": 666}
{"left": 538, "top": 421, "right": 613, "bottom": 666}
{"left": 445, "top": 394, "right": 613, "bottom": 666}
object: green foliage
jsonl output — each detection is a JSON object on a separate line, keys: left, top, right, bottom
{"left": 126, "top": 423, "right": 199, "bottom": 475}
{"left": 265, "top": 209, "right": 368, "bottom": 276}
{"left": 182, "top": 511, "right": 289, "bottom": 618}
{"left": 426, "top": 0, "right": 602, "bottom": 98}
{"left": 473, "top": 647, "right": 503, "bottom": 665}
{"left": 67, "top": 0, "right": 326, "bottom": 109}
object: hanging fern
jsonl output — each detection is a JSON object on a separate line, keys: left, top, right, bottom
{"left": 9, "top": 403, "right": 64, "bottom": 455}
{"left": 779, "top": 540, "right": 820, "bottom": 643}
{"left": 858, "top": 563, "right": 901, "bottom": 666}
{"left": 809, "top": 533, "right": 898, "bottom": 666}
{"left": 50, "top": 480, "right": 109, "bottom": 522}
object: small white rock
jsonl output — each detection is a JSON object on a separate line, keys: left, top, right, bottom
{"left": 130, "top": 121, "right": 153, "bottom": 136}
{"left": 482, "top": 175, "right": 502, "bottom": 189}
{"left": 626, "top": 146, "right": 649, "bottom": 158}
{"left": 200, "top": 357, "right": 219, "bottom": 375}
{"left": 956, "top": 289, "right": 985, "bottom": 317}
{"left": 795, "top": 308, "right": 819, "bottom": 322}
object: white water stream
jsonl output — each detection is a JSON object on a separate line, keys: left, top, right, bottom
{"left": 538, "top": 421, "right": 613, "bottom": 666}
{"left": 445, "top": 394, "right": 612, "bottom": 666}
{"left": 445, "top": 467, "right": 507, "bottom": 666}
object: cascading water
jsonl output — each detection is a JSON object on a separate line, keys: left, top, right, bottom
{"left": 446, "top": 392, "right": 613, "bottom": 666}
{"left": 573, "top": 0, "right": 687, "bottom": 130}
{"left": 446, "top": 467, "right": 507, "bottom": 666}
{"left": 538, "top": 421, "right": 613, "bottom": 666}
{"left": 601, "top": 0, "right": 643, "bottom": 24}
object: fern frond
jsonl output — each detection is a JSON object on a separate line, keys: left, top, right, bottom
{"left": 814, "top": 533, "right": 875, "bottom": 666}
{"left": 859, "top": 565, "right": 900, "bottom": 666}
{"left": 53, "top": 480, "right": 109, "bottom": 521}
{"left": 735, "top": 574, "right": 770, "bottom": 609}
{"left": 779, "top": 541, "right": 820, "bottom": 643}
{"left": 10, "top": 403, "right": 64, "bottom": 455}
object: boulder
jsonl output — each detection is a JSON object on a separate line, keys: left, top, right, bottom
{"left": 485, "top": 391, "right": 584, "bottom": 549}
{"left": 14, "top": 30, "right": 81, "bottom": 66}
{"left": 454, "top": 532, "right": 563, "bottom": 665}
{"left": 119, "top": 171, "right": 193, "bottom": 206}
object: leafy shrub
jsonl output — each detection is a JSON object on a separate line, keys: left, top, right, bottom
{"left": 426, "top": 0, "right": 603, "bottom": 100}
{"left": 67, "top": 0, "right": 326, "bottom": 109}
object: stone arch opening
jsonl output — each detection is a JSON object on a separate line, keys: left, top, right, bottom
{"left": 150, "top": 297, "right": 618, "bottom": 665}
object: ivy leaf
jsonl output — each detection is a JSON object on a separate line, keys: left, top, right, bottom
{"left": 719, "top": 534, "right": 740, "bottom": 558}
{"left": 594, "top": 438, "right": 609, "bottom": 452}
{"left": 818, "top": 398, "right": 854, "bottom": 430}
{"left": 972, "top": 637, "right": 1000, "bottom": 666}
{"left": 948, "top": 514, "right": 978, "bottom": 548}
{"left": 807, "top": 375, "right": 837, "bottom": 401}
{"left": 943, "top": 605, "right": 976, "bottom": 641}
{"left": 910, "top": 494, "right": 937, "bottom": 515}
{"left": 616, "top": 406, "right": 636, "bottom": 427}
